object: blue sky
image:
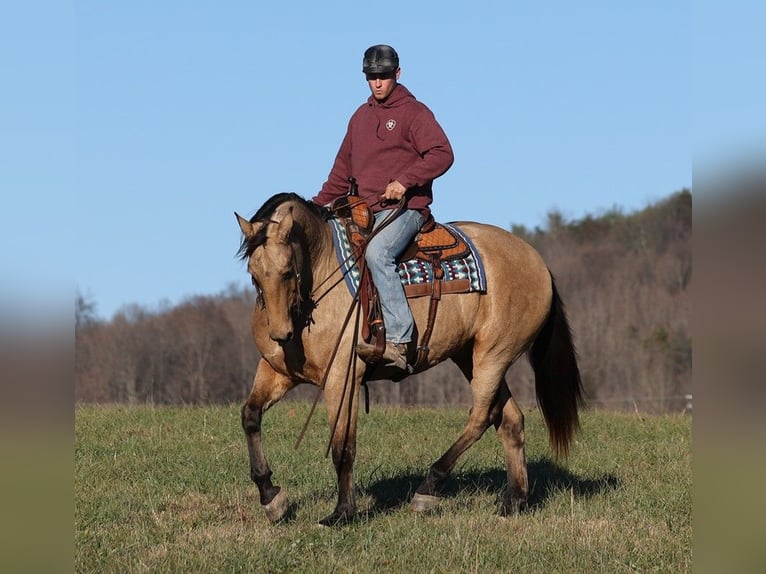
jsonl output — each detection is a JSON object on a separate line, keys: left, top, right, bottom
{"left": 1, "top": 1, "right": 762, "bottom": 321}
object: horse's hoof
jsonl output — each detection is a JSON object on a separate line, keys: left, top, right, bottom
{"left": 500, "top": 496, "right": 527, "bottom": 517}
{"left": 263, "top": 488, "right": 289, "bottom": 523}
{"left": 410, "top": 493, "right": 442, "bottom": 512}
{"left": 318, "top": 510, "right": 354, "bottom": 527}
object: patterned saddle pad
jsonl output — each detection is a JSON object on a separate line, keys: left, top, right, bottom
{"left": 328, "top": 218, "right": 487, "bottom": 298}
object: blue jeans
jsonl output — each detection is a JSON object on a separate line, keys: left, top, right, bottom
{"left": 365, "top": 209, "right": 423, "bottom": 344}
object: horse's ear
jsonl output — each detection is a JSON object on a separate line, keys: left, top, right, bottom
{"left": 276, "top": 207, "right": 294, "bottom": 244}
{"left": 235, "top": 212, "right": 264, "bottom": 238}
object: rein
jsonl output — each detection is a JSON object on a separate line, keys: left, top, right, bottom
{"left": 309, "top": 197, "right": 386, "bottom": 304}
{"left": 295, "top": 196, "right": 406, "bottom": 453}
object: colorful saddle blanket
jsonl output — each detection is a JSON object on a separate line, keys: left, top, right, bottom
{"left": 329, "top": 218, "right": 487, "bottom": 298}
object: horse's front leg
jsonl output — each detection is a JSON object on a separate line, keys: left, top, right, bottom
{"left": 241, "top": 358, "right": 295, "bottom": 523}
{"left": 319, "top": 365, "right": 363, "bottom": 526}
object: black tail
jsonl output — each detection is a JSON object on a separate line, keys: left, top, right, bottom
{"left": 528, "top": 274, "right": 584, "bottom": 458}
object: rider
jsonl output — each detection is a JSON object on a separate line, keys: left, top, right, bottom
{"left": 312, "top": 44, "right": 454, "bottom": 371}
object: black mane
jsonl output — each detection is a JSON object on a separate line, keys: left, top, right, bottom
{"left": 237, "top": 192, "right": 328, "bottom": 261}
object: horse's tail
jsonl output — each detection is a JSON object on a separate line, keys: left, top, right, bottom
{"left": 528, "top": 273, "right": 584, "bottom": 458}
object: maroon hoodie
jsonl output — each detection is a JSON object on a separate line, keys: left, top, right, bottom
{"left": 313, "top": 84, "right": 453, "bottom": 220}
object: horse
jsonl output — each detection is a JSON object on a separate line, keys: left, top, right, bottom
{"left": 235, "top": 192, "right": 583, "bottom": 526}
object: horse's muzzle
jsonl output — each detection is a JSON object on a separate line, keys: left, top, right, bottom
{"left": 269, "top": 329, "right": 293, "bottom": 344}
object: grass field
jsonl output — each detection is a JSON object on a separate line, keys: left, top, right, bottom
{"left": 75, "top": 402, "right": 691, "bottom": 573}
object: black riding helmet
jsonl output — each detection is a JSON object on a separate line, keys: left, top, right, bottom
{"left": 362, "top": 45, "right": 399, "bottom": 74}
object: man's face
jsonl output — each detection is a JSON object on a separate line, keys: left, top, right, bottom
{"left": 366, "top": 68, "right": 401, "bottom": 102}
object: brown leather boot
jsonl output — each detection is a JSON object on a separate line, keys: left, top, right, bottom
{"left": 356, "top": 340, "right": 409, "bottom": 371}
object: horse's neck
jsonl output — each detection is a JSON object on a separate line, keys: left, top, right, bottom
{"left": 310, "top": 224, "right": 337, "bottom": 283}
{"left": 294, "top": 206, "right": 335, "bottom": 282}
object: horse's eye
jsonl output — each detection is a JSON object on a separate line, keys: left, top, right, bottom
{"left": 283, "top": 269, "right": 295, "bottom": 280}
{"left": 251, "top": 276, "right": 258, "bottom": 287}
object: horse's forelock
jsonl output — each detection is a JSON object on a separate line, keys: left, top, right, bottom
{"left": 237, "top": 225, "right": 268, "bottom": 261}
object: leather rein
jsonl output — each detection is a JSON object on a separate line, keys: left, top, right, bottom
{"left": 294, "top": 193, "right": 406, "bottom": 454}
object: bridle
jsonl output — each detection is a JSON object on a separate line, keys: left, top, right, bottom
{"left": 248, "top": 218, "right": 308, "bottom": 323}
{"left": 250, "top": 195, "right": 403, "bottom": 322}
{"left": 249, "top": 194, "right": 407, "bottom": 454}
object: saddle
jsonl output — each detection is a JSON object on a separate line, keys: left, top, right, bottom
{"left": 399, "top": 218, "right": 473, "bottom": 298}
{"left": 334, "top": 196, "right": 473, "bottom": 371}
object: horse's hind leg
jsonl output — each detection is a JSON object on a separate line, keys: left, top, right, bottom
{"left": 410, "top": 357, "right": 503, "bottom": 512}
{"left": 241, "top": 359, "right": 295, "bottom": 523}
{"left": 493, "top": 379, "right": 528, "bottom": 515}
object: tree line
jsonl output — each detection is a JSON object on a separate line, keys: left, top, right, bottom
{"left": 76, "top": 189, "right": 691, "bottom": 413}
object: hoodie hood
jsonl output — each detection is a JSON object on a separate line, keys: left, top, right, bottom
{"left": 367, "top": 83, "right": 416, "bottom": 108}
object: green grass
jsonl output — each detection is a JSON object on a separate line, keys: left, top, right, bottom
{"left": 76, "top": 403, "right": 691, "bottom": 573}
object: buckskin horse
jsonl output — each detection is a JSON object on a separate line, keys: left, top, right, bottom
{"left": 235, "top": 192, "right": 583, "bottom": 526}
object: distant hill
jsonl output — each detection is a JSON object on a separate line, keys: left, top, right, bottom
{"left": 76, "top": 190, "right": 691, "bottom": 413}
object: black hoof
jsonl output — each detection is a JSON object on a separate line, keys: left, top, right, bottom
{"left": 318, "top": 509, "right": 355, "bottom": 527}
{"left": 500, "top": 496, "right": 528, "bottom": 517}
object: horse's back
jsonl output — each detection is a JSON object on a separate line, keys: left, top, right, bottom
{"left": 450, "top": 221, "right": 551, "bottom": 296}
{"left": 409, "top": 221, "right": 553, "bottom": 368}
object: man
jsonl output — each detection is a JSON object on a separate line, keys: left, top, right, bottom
{"left": 313, "top": 44, "right": 454, "bottom": 371}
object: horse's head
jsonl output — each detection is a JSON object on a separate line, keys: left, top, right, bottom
{"left": 236, "top": 205, "right": 303, "bottom": 344}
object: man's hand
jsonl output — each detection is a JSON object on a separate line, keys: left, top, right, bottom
{"left": 382, "top": 180, "right": 406, "bottom": 202}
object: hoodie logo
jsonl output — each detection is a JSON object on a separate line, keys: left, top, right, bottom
{"left": 385, "top": 119, "right": 396, "bottom": 131}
